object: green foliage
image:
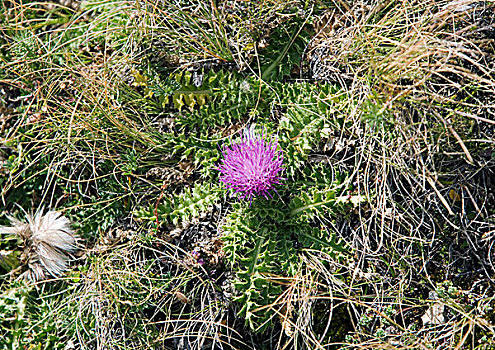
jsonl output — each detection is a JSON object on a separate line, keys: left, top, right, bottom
{"left": 135, "top": 183, "right": 220, "bottom": 227}
{"left": 361, "top": 93, "right": 395, "bottom": 131}
{"left": 167, "top": 71, "right": 210, "bottom": 111}
{"left": 222, "top": 191, "right": 350, "bottom": 331}
{"left": 276, "top": 82, "right": 343, "bottom": 178}
{"left": 167, "top": 131, "right": 221, "bottom": 178}
{"left": 0, "top": 283, "right": 30, "bottom": 350}
{"left": 0, "top": 250, "right": 19, "bottom": 273}
{"left": 222, "top": 203, "right": 292, "bottom": 331}
{"left": 9, "top": 30, "right": 39, "bottom": 61}
{"left": 0, "top": 282, "right": 75, "bottom": 350}
{"left": 130, "top": 68, "right": 270, "bottom": 133}
{"left": 178, "top": 71, "right": 266, "bottom": 132}
{"left": 289, "top": 175, "right": 365, "bottom": 219}
{"left": 258, "top": 16, "right": 312, "bottom": 81}
{"left": 298, "top": 162, "right": 341, "bottom": 187}
{"left": 289, "top": 168, "right": 366, "bottom": 255}
{"left": 152, "top": 69, "right": 270, "bottom": 133}
{"left": 173, "top": 70, "right": 254, "bottom": 131}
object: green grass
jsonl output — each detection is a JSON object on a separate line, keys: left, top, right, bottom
{"left": 1, "top": 0, "right": 495, "bottom": 349}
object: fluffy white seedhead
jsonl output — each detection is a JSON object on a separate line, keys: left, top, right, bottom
{"left": 28, "top": 210, "right": 78, "bottom": 254}
{"left": 0, "top": 209, "right": 79, "bottom": 282}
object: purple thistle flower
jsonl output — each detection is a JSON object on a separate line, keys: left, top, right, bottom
{"left": 217, "top": 126, "right": 284, "bottom": 202}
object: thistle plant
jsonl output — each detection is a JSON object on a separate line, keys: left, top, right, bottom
{"left": 217, "top": 126, "right": 284, "bottom": 202}
{"left": 0, "top": 209, "right": 79, "bottom": 281}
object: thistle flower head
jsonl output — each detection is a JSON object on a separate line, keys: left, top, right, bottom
{"left": 217, "top": 126, "right": 284, "bottom": 202}
{"left": 0, "top": 209, "right": 79, "bottom": 282}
